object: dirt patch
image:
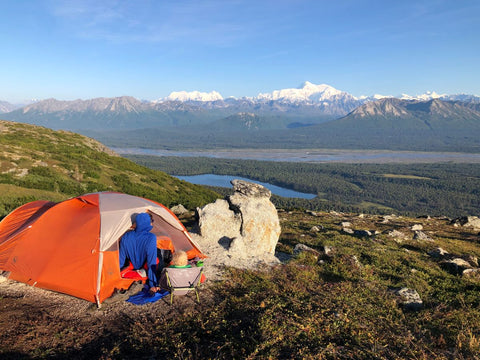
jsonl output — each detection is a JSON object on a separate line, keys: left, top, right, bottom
{"left": 0, "top": 275, "right": 217, "bottom": 359}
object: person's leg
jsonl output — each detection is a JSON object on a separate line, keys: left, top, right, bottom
{"left": 156, "top": 249, "right": 165, "bottom": 280}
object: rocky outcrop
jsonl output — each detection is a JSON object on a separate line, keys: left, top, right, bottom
{"left": 196, "top": 180, "right": 281, "bottom": 258}
{"left": 427, "top": 247, "right": 479, "bottom": 276}
{"left": 451, "top": 216, "right": 480, "bottom": 230}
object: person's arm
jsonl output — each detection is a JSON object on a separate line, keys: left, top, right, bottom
{"left": 118, "top": 236, "right": 126, "bottom": 269}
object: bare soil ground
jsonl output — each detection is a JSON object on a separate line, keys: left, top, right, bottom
{"left": 0, "top": 275, "right": 218, "bottom": 359}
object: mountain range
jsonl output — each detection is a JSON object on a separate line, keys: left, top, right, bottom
{"left": 2, "top": 82, "right": 479, "bottom": 124}
{"left": 1, "top": 82, "right": 480, "bottom": 152}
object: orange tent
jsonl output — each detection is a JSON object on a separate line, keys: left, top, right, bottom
{"left": 0, "top": 192, "right": 204, "bottom": 305}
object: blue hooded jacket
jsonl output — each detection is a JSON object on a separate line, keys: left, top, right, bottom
{"left": 119, "top": 213, "right": 158, "bottom": 288}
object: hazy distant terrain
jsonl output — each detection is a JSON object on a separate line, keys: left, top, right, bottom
{"left": 86, "top": 98, "right": 480, "bottom": 153}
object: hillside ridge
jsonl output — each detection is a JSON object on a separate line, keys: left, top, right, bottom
{"left": 0, "top": 120, "right": 218, "bottom": 218}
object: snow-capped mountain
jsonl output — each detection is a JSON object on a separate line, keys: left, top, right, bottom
{"left": 154, "top": 82, "right": 479, "bottom": 109}
{"left": 157, "top": 90, "right": 223, "bottom": 102}
{"left": 256, "top": 81, "right": 353, "bottom": 103}
{"left": 400, "top": 91, "right": 446, "bottom": 101}
{"left": 365, "top": 91, "right": 480, "bottom": 103}
{"left": 359, "top": 94, "right": 394, "bottom": 101}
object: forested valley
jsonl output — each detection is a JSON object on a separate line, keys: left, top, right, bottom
{"left": 126, "top": 155, "right": 480, "bottom": 218}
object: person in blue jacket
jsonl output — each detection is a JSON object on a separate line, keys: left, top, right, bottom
{"left": 119, "top": 212, "right": 159, "bottom": 294}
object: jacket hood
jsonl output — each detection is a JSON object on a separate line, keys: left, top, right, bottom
{"left": 135, "top": 213, "right": 153, "bottom": 233}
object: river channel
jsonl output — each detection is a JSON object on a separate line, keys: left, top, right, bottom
{"left": 114, "top": 148, "right": 480, "bottom": 163}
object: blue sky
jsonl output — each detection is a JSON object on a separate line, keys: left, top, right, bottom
{"left": 1, "top": 0, "right": 479, "bottom": 103}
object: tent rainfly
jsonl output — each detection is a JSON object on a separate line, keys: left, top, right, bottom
{"left": 0, "top": 192, "right": 204, "bottom": 305}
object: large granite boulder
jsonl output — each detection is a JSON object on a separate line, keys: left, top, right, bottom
{"left": 196, "top": 199, "right": 242, "bottom": 242}
{"left": 196, "top": 180, "right": 281, "bottom": 257}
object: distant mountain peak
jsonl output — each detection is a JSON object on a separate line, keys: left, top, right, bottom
{"left": 257, "top": 81, "right": 350, "bottom": 103}
{"left": 400, "top": 91, "right": 446, "bottom": 101}
{"left": 350, "top": 98, "right": 409, "bottom": 117}
{"left": 159, "top": 90, "right": 223, "bottom": 102}
{"left": 348, "top": 97, "right": 480, "bottom": 123}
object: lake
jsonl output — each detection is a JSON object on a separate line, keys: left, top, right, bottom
{"left": 175, "top": 174, "right": 317, "bottom": 199}
{"left": 114, "top": 147, "right": 480, "bottom": 163}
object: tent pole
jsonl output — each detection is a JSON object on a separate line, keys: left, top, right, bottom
{"left": 95, "top": 295, "right": 101, "bottom": 309}
{"left": 95, "top": 251, "right": 104, "bottom": 307}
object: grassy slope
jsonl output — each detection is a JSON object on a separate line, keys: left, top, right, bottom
{"left": 0, "top": 120, "right": 219, "bottom": 217}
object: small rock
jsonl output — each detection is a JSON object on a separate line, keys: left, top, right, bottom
{"left": 462, "top": 268, "right": 480, "bottom": 279}
{"left": 170, "top": 204, "right": 189, "bottom": 215}
{"left": 293, "top": 244, "right": 321, "bottom": 259}
{"left": 353, "top": 229, "right": 373, "bottom": 237}
{"left": 392, "top": 287, "right": 423, "bottom": 311}
{"left": 413, "top": 231, "right": 433, "bottom": 241}
{"left": 351, "top": 255, "right": 362, "bottom": 267}
{"left": 411, "top": 224, "right": 423, "bottom": 231}
{"left": 310, "top": 225, "right": 323, "bottom": 232}
{"left": 461, "top": 254, "right": 479, "bottom": 268}
{"left": 342, "top": 227, "right": 354, "bottom": 235}
{"left": 386, "top": 230, "right": 408, "bottom": 243}
{"left": 341, "top": 222, "right": 352, "bottom": 228}
{"left": 323, "top": 246, "right": 335, "bottom": 257}
{"left": 381, "top": 215, "right": 397, "bottom": 223}
{"left": 428, "top": 247, "right": 449, "bottom": 259}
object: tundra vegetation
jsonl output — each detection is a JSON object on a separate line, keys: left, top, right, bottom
{"left": 1, "top": 210, "right": 480, "bottom": 359}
